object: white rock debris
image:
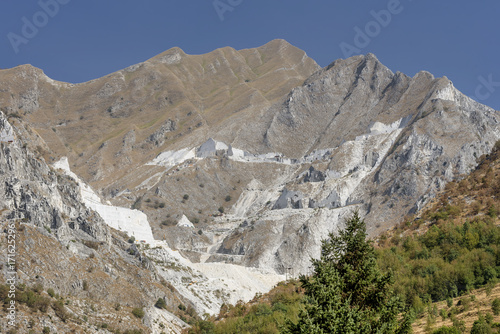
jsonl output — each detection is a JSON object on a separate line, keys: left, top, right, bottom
{"left": 54, "top": 157, "right": 155, "bottom": 244}
{"left": 146, "top": 148, "right": 196, "bottom": 169}
{"left": 54, "top": 157, "right": 285, "bottom": 317}
{"left": 177, "top": 215, "right": 195, "bottom": 228}
{"left": 146, "top": 242, "right": 285, "bottom": 316}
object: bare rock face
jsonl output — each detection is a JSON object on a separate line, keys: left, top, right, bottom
{"left": 0, "top": 112, "right": 191, "bottom": 333}
{"left": 272, "top": 188, "right": 305, "bottom": 210}
{"left": 0, "top": 111, "right": 110, "bottom": 244}
{"left": 210, "top": 54, "right": 500, "bottom": 274}
{"left": 148, "top": 119, "right": 177, "bottom": 146}
{"left": 239, "top": 54, "right": 499, "bottom": 225}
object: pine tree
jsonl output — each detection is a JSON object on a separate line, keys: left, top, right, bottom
{"left": 282, "top": 211, "right": 413, "bottom": 334}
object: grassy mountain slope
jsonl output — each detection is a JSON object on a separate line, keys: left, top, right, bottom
{"left": 0, "top": 39, "right": 319, "bottom": 190}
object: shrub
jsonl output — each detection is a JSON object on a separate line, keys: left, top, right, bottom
{"left": 33, "top": 283, "right": 44, "bottom": 293}
{"left": 471, "top": 200, "right": 482, "bottom": 215}
{"left": 8, "top": 112, "right": 22, "bottom": 119}
{"left": 225, "top": 195, "right": 232, "bottom": 202}
{"left": 191, "top": 320, "right": 215, "bottom": 333}
{"left": 35, "top": 296, "right": 51, "bottom": 313}
{"left": 486, "top": 281, "right": 495, "bottom": 296}
{"left": 458, "top": 296, "right": 471, "bottom": 312}
{"left": 155, "top": 298, "right": 167, "bottom": 309}
{"left": 47, "top": 288, "right": 55, "bottom": 298}
{"left": 471, "top": 315, "right": 493, "bottom": 334}
{"left": 254, "top": 303, "right": 272, "bottom": 316}
{"left": 43, "top": 327, "right": 50, "bottom": 334}
{"left": 0, "top": 284, "right": 10, "bottom": 301}
{"left": 218, "top": 207, "right": 224, "bottom": 214}
{"left": 183, "top": 194, "right": 189, "bottom": 200}
{"left": 432, "top": 326, "right": 461, "bottom": 334}
{"left": 488, "top": 205, "right": 497, "bottom": 218}
{"left": 52, "top": 300, "right": 69, "bottom": 322}
{"left": 132, "top": 307, "right": 145, "bottom": 318}
{"left": 131, "top": 197, "right": 142, "bottom": 210}
{"left": 492, "top": 298, "right": 500, "bottom": 315}
{"left": 439, "top": 308, "right": 448, "bottom": 321}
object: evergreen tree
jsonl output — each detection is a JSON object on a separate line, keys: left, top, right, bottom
{"left": 470, "top": 315, "right": 493, "bottom": 334}
{"left": 282, "top": 211, "right": 413, "bottom": 334}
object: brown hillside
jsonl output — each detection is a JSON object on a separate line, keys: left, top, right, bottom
{"left": 0, "top": 39, "right": 319, "bottom": 191}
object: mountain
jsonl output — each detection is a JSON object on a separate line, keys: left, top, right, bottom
{"left": 0, "top": 40, "right": 499, "bottom": 332}
{"left": 0, "top": 112, "right": 191, "bottom": 333}
{"left": 0, "top": 39, "right": 318, "bottom": 187}
{"left": 188, "top": 143, "right": 500, "bottom": 333}
{"left": 204, "top": 53, "right": 500, "bottom": 274}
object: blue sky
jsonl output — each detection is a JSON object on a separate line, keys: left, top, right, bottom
{"left": 1, "top": 0, "right": 499, "bottom": 109}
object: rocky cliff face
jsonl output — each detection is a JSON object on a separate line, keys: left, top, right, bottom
{"left": 235, "top": 54, "right": 499, "bottom": 223}
{"left": 0, "top": 111, "right": 109, "bottom": 243}
{"left": 0, "top": 112, "right": 191, "bottom": 333}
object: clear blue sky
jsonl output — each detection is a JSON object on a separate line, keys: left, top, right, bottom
{"left": 1, "top": 0, "right": 499, "bottom": 109}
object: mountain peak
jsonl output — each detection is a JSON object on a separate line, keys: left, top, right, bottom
{"left": 413, "top": 70, "right": 435, "bottom": 81}
{"left": 253, "top": 39, "right": 304, "bottom": 57}
{"left": 150, "top": 46, "right": 186, "bottom": 65}
{"left": 263, "top": 38, "right": 293, "bottom": 47}
{"left": 365, "top": 52, "right": 379, "bottom": 61}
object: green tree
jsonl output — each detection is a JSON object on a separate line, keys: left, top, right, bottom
{"left": 282, "top": 212, "right": 413, "bottom": 334}
{"left": 470, "top": 315, "right": 493, "bottom": 334}
{"left": 492, "top": 298, "right": 500, "bottom": 315}
{"left": 432, "top": 326, "right": 461, "bottom": 334}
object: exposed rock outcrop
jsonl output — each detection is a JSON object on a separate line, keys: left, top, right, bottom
{"left": 0, "top": 112, "right": 190, "bottom": 333}
{"left": 0, "top": 111, "right": 110, "bottom": 244}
